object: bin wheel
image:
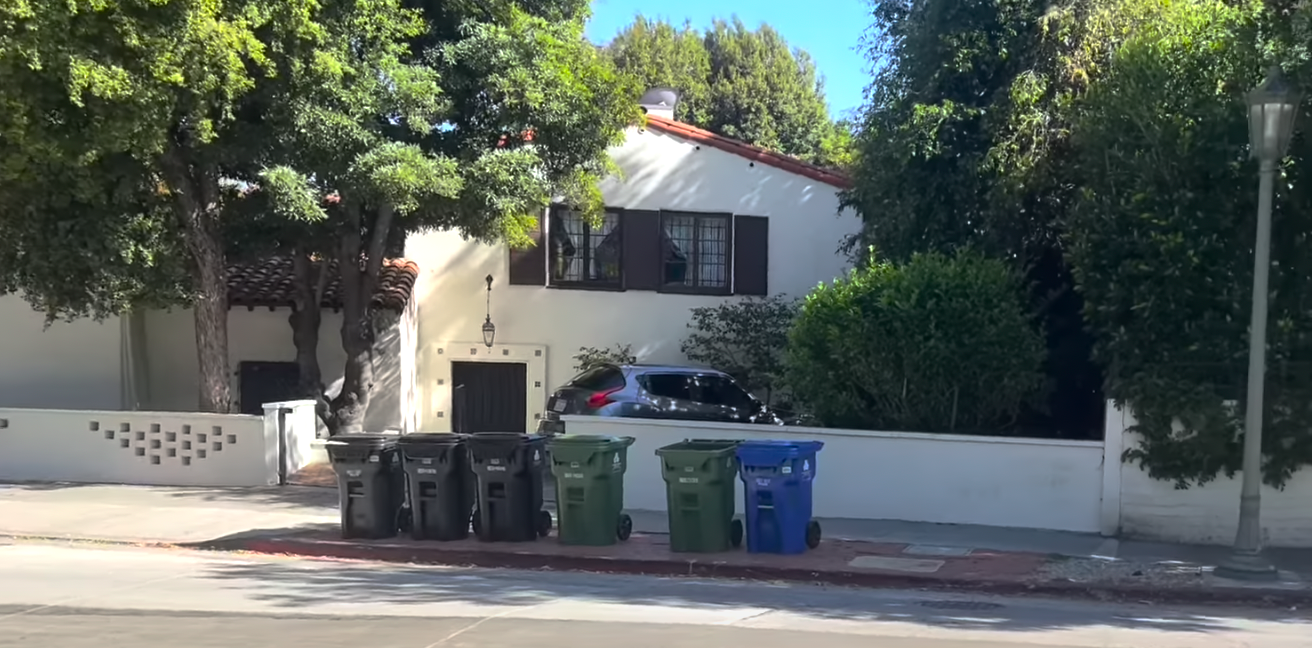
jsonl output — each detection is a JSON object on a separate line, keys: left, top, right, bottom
{"left": 536, "top": 509, "right": 554, "bottom": 538}
{"left": 471, "top": 508, "right": 484, "bottom": 540}
{"left": 617, "top": 513, "right": 633, "bottom": 541}
{"left": 730, "top": 518, "right": 744, "bottom": 548}
{"left": 805, "top": 520, "right": 822, "bottom": 549}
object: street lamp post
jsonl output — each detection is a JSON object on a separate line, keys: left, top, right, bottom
{"left": 1215, "top": 65, "right": 1300, "bottom": 581}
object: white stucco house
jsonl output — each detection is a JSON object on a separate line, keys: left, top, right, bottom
{"left": 0, "top": 93, "right": 860, "bottom": 434}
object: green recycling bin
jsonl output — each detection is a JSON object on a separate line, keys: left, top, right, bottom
{"left": 656, "top": 439, "right": 744, "bottom": 553}
{"left": 547, "top": 434, "right": 635, "bottom": 546}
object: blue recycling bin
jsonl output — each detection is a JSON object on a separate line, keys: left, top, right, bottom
{"left": 735, "top": 440, "right": 824, "bottom": 554}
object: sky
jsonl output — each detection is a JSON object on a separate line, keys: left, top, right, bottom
{"left": 584, "top": 0, "right": 873, "bottom": 119}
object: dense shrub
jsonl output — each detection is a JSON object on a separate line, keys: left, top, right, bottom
{"left": 573, "top": 344, "right": 637, "bottom": 373}
{"left": 681, "top": 295, "right": 798, "bottom": 405}
{"left": 785, "top": 250, "right": 1047, "bottom": 432}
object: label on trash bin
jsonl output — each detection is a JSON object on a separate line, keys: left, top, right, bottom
{"left": 347, "top": 469, "right": 362, "bottom": 477}
{"left": 486, "top": 465, "right": 506, "bottom": 472}
{"left": 803, "top": 460, "right": 810, "bottom": 472}
{"left": 684, "top": 466, "right": 694, "bottom": 472}
{"left": 369, "top": 455, "right": 380, "bottom": 463}
{"left": 570, "top": 461, "right": 580, "bottom": 468}
{"left": 756, "top": 478, "right": 770, "bottom": 487}
{"left": 782, "top": 466, "right": 792, "bottom": 474}
{"left": 421, "top": 458, "right": 433, "bottom": 465}
{"left": 565, "top": 472, "right": 584, "bottom": 479}
{"left": 534, "top": 450, "right": 541, "bottom": 461}
{"left": 490, "top": 458, "right": 501, "bottom": 465}
{"left": 611, "top": 455, "right": 621, "bottom": 472}
{"left": 417, "top": 468, "right": 437, "bottom": 475}
{"left": 678, "top": 477, "right": 699, "bottom": 484}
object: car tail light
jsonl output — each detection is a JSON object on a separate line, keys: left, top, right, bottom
{"left": 586, "top": 387, "right": 622, "bottom": 409}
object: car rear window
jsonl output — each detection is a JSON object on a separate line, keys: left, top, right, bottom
{"left": 568, "top": 365, "right": 626, "bottom": 391}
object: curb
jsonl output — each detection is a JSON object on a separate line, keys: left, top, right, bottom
{"left": 195, "top": 535, "right": 1312, "bottom": 609}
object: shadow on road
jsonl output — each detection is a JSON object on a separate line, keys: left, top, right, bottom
{"left": 194, "top": 552, "right": 1312, "bottom": 635}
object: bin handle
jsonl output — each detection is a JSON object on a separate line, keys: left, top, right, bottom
{"left": 619, "top": 436, "right": 636, "bottom": 447}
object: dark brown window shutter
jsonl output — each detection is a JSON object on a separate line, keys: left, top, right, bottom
{"left": 508, "top": 218, "right": 546, "bottom": 285}
{"left": 733, "top": 215, "right": 769, "bottom": 296}
{"left": 622, "top": 209, "right": 661, "bottom": 291}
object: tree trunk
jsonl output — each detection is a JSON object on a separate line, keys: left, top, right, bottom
{"left": 290, "top": 251, "right": 335, "bottom": 433}
{"left": 163, "top": 148, "right": 232, "bottom": 413}
{"left": 330, "top": 203, "right": 395, "bottom": 435}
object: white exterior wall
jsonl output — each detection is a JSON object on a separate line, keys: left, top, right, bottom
{"left": 0, "top": 408, "right": 271, "bottom": 486}
{"left": 0, "top": 295, "right": 124, "bottom": 411}
{"left": 0, "top": 401, "right": 320, "bottom": 487}
{"left": 142, "top": 307, "right": 408, "bottom": 432}
{"left": 1115, "top": 404, "right": 1312, "bottom": 547}
{"left": 564, "top": 416, "right": 1107, "bottom": 534}
{"left": 407, "top": 126, "right": 861, "bottom": 431}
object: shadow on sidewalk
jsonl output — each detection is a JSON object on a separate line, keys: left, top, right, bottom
{"left": 189, "top": 551, "right": 1312, "bottom": 635}
{"left": 161, "top": 486, "right": 340, "bottom": 509}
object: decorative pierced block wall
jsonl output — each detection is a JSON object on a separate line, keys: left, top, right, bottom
{"left": 0, "top": 408, "right": 271, "bottom": 487}
{"left": 92, "top": 419, "right": 241, "bottom": 468}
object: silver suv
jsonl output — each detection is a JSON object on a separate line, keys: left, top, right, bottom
{"left": 538, "top": 364, "right": 781, "bottom": 434}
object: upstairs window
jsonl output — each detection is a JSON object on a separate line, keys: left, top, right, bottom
{"left": 660, "top": 212, "right": 731, "bottom": 295}
{"left": 548, "top": 207, "right": 622, "bottom": 288}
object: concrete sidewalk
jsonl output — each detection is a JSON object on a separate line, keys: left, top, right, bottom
{"left": 2, "top": 481, "right": 1310, "bottom": 607}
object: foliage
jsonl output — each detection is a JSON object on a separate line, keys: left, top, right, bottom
{"left": 846, "top": 0, "right": 1109, "bottom": 439}
{"left": 602, "top": 14, "right": 851, "bottom": 167}
{"left": 1064, "top": 0, "right": 1312, "bottom": 487}
{"left": 0, "top": 0, "right": 340, "bottom": 411}
{"left": 251, "top": 0, "right": 641, "bottom": 434}
{"left": 573, "top": 344, "right": 638, "bottom": 373}
{"left": 785, "top": 250, "right": 1047, "bottom": 433}
{"left": 681, "top": 295, "right": 797, "bottom": 405}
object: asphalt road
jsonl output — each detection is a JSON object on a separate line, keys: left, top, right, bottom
{"left": 0, "top": 540, "right": 1308, "bottom": 648}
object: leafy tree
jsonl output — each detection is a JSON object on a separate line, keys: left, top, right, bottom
{"left": 573, "top": 344, "right": 638, "bottom": 373}
{"left": 681, "top": 295, "right": 797, "bottom": 405}
{"left": 0, "top": 0, "right": 333, "bottom": 412}
{"left": 602, "top": 14, "right": 847, "bottom": 166}
{"left": 1064, "top": 0, "right": 1312, "bottom": 487}
{"left": 257, "top": 0, "right": 640, "bottom": 434}
{"left": 785, "top": 250, "right": 1047, "bottom": 433}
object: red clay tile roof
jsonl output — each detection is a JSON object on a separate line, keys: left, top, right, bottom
{"left": 227, "top": 257, "right": 419, "bottom": 312}
{"left": 642, "top": 115, "right": 852, "bottom": 189}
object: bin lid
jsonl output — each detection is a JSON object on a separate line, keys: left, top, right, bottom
{"left": 735, "top": 439, "right": 824, "bottom": 461}
{"left": 547, "top": 434, "right": 634, "bottom": 448}
{"left": 396, "top": 432, "right": 466, "bottom": 446}
{"left": 655, "top": 439, "right": 741, "bottom": 457}
{"left": 466, "top": 432, "right": 546, "bottom": 446}
{"left": 324, "top": 433, "right": 398, "bottom": 447}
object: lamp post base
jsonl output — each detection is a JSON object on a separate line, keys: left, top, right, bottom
{"left": 1215, "top": 551, "right": 1279, "bottom": 581}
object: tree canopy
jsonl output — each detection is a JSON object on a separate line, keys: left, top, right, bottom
{"left": 601, "top": 14, "right": 851, "bottom": 167}
{"left": 0, "top": 0, "right": 639, "bottom": 427}
{"left": 847, "top": 0, "right": 1312, "bottom": 483}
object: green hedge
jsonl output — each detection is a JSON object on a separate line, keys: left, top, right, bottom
{"left": 785, "top": 251, "right": 1047, "bottom": 432}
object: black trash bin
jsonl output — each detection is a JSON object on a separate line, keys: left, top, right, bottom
{"left": 466, "top": 432, "right": 552, "bottom": 542}
{"left": 397, "top": 433, "right": 476, "bottom": 541}
{"left": 326, "top": 434, "right": 404, "bottom": 539}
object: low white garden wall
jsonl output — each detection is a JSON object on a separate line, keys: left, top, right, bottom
{"left": 0, "top": 400, "right": 320, "bottom": 487}
{"left": 563, "top": 415, "right": 1107, "bottom": 534}
{"left": 1110, "top": 405, "right": 1312, "bottom": 548}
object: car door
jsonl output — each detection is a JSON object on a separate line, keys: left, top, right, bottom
{"left": 694, "top": 374, "right": 762, "bottom": 423}
{"left": 639, "top": 373, "right": 717, "bottom": 420}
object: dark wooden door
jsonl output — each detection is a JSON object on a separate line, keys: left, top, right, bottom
{"left": 451, "top": 362, "right": 528, "bottom": 433}
{"left": 238, "top": 361, "right": 301, "bottom": 415}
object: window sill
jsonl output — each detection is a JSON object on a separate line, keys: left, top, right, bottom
{"left": 546, "top": 282, "right": 626, "bottom": 293}
{"left": 657, "top": 285, "right": 732, "bottom": 297}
